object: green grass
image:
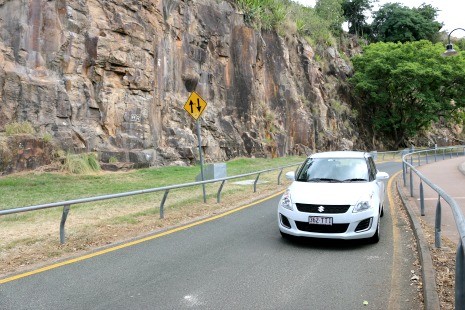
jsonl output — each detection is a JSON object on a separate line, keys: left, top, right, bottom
{"left": 5, "top": 121, "right": 35, "bottom": 135}
{"left": 0, "top": 156, "right": 304, "bottom": 210}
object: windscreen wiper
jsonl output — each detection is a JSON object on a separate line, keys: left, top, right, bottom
{"left": 307, "top": 178, "right": 341, "bottom": 183}
{"left": 342, "top": 178, "right": 367, "bottom": 182}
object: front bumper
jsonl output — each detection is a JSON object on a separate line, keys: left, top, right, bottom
{"left": 278, "top": 206, "right": 379, "bottom": 240}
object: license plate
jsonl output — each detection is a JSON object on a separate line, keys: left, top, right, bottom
{"left": 309, "top": 216, "right": 333, "bottom": 225}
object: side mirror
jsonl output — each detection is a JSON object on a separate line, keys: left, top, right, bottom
{"left": 285, "top": 171, "right": 296, "bottom": 181}
{"left": 376, "top": 171, "right": 389, "bottom": 180}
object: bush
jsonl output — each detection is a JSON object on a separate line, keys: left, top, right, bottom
{"left": 62, "top": 153, "right": 101, "bottom": 174}
{"left": 42, "top": 133, "right": 53, "bottom": 143}
{"left": 5, "top": 122, "right": 35, "bottom": 136}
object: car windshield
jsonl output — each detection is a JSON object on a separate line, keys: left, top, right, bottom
{"left": 296, "top": 157, "right": 369, "bottom": 182}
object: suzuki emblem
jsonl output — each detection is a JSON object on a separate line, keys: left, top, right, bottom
{"left": 318, "top": 206, "right": 325, "bottom": 213}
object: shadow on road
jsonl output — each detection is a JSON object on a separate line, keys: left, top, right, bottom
{"left": 278, "top": 235, "right": 374, "bottom": 251}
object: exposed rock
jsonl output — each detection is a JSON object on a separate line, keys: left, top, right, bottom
{"left": 0, "top": 0, "right": 367, "bottom": 172}
{"left": 0, "top": 135, "right": 55, "bottom": 174}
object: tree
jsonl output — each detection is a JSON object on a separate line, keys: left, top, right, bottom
{"left": 350, "top": 40, "right": 465, "bottom": 148}
{"left": 315, "top": 0, "right": 345, "bottom": 35}
{"left": 342, "top": 0, "right": 376, "bottom": 37}
{"left": 370, "top": 3, "right": 442, "bottom": 43}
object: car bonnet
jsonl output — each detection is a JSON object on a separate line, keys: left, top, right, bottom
{"left": 288, "top": 181, "right": 374, "bottom": 206}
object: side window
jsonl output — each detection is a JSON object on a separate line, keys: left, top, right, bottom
{"left": 367, "top": 157, "right": 377, "bottom": 181}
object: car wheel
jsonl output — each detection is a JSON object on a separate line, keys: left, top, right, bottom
{"left": 380, "top": 204, "right": 384, "bottom": 217}
{"left": 367, "top": 218, "right": 380, "bottom": 244}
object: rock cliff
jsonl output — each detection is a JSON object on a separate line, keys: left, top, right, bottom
{"left": 0, "top": 0, "right": 363, "bottom": 168}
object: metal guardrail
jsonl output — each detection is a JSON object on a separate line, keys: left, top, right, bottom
{"left": 402, "top": 145, "right": 465, "bottom": 309}
{"left": 374, "top": 146, "right": 434, "bottom": 161}
{"left": 0, "top": 162, "right": 302, "bottom": 244}
{"left": 373, "top": 150, "right": 403, "bottom": 160}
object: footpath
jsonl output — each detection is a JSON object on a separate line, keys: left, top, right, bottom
{"left": 402, "top": 157, "right": 465, "bottom": 243}
{"left": 398, "top": 156, "right": 465, "bottom": 309}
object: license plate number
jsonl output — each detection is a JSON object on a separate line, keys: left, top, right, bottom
{"left": 308, "top": 216, "right": 333, "bottom": 225}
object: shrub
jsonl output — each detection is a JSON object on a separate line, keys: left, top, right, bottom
{"left": 62, "top": 153, "right": 101, "bottom": 174}
{"left": 42, "top": 133, "right": 53, "bottom": 143}
{"left": 5, "top": 122, "right": 35, "bottom": 136}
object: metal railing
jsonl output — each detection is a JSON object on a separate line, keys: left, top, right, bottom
{"left": 0, "top": 162, "right": 302, "bottom": 244}
{"left": 373, "top": 150, "right": 403, "bottom": 161}
{"left": 402, "top": 145, "right": 465, "bottom": 309}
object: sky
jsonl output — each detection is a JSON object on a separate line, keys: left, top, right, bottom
{"left": 293, "top": 0, "right": 465, "bottom": 37}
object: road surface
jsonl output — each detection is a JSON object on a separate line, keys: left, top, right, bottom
{"left": 0, "top": 162, "right": 421, "bottom": 309}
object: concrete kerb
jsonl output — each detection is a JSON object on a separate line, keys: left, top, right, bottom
{"left": 459, "top": 162, "right": 465, "bottom": 176}
{"left": 396, "top": 176, "right": 441, "bottom": 310}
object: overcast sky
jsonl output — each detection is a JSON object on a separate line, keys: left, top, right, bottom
{"left": 293, "top": 0, "right": 465, "bottom": 37}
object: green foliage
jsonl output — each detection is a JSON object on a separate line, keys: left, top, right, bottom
{"left": 235, "top": 0, "right": 339, "bottom": 47}
{"left": 293, "top": 6, "right": 336, "bottom": 46}
{"left": 315, "top": 0, "right": 344, "bottom": 35}
{"left": 342, "top": 0, "right": 375, "bottom": 36}
{"left": 236, "top": 0, "right": 288, "bottom": 31}
{"left": 370, "top": 3, "right": 442, "bottom": 43}
{"left": 453, "top": 38, "right": 465, "bottom": 52}
{"left": 42, "top": 133, "right": 53, "bottom": 143}
{"left": 5, "top": 122, "right": 35, "bottom": 136}
{"left": 350, "top": 40, "right": 465, "bottom": 148}
{"left": 62, "top": 153, "right": 101, "bottom": 174}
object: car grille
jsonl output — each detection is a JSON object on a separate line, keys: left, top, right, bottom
{"left": 295, "top": 203, "right": 351, "bottom": 214}
{"left": 355, "top": 218, "right": 372, "bottom": 232}
{"left": 295, "top": 221, "right": 349, "bottom": 233}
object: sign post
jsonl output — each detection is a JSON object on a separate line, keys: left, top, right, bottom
{"left": 184, "top": 91, "right": 208, "bottom": 203}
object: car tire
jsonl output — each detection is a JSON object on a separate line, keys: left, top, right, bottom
{"left": 367, "top": 219, "right": 380, "bottom": 244}
{"left": 380, "top": 204, "right": 384, "bottom": 217}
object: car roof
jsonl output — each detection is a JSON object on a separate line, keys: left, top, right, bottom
{"left": 309, "top": 151, "right": 369, "bottom": 159}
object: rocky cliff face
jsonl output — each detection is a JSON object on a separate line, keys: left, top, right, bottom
{"left": 0, "top": 0, "right": 363, "bottom": 168}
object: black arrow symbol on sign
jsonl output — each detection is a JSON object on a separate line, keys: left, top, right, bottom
{"left": 189, "top": 100, "right": 194, "bottom": 113}
{"left": 197, "top": 98, "right": 201, "bottom": 112}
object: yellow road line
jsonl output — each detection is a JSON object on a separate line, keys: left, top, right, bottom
{"left": 0, "top": 191, "right": 284, "bottom": 285}
{"left": 387, "top": 171, "right": 402, "bottom": 310}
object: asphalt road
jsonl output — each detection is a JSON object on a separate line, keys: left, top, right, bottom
{"left": 0, "top": 162, "right": 421, "bottom": 309}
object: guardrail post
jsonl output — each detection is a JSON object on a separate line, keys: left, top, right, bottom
{"left": 217, "top": 180, "right": 226, "bottom": 203}
{"left": 420, "top": 181, "right": 425, "bottom": 216}
{"left": 417, "top": 152, "right": 421, "bottom": 166}
{"left": 60, "top": 204, "right": 70, "bottom": 244}
{"left": 435, "top": 196, "right": 442, "bottom": 248}
{"left": 456, "top": 241, "right": 465, "bottom": 309}
{"left": 277, "top": 169, "right": 283, "bottom": 185}
{"left": 409, "top": 168, "right": 414, "bottom": 197}
{"left": 402, "top": 162, "right": 406, "bottom": 187}
{"left": 425, "top": 151, "right": 429, "bottom": 164}
{"left": 159, "top": 190, "right": 169, "bottom": 219}
{"left": 254, "top": 173, "right": 261, "bottom": 193}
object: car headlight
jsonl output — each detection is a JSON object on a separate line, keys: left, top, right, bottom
{"left": 353, "top": 194, "right": 373, "bottom": 213}
{"left": 279, "top": 189, "right": 294, "bottom": 211}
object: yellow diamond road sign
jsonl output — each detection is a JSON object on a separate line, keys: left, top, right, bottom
{"left": 184, "top": 91, "right": 207, "bottom": 120}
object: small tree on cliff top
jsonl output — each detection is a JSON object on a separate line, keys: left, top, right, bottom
{"left": 370, "top": 3, "right": 442, "bottom": 43}
{"left": 350, "top": 40, "right": 465, "bottom": 148}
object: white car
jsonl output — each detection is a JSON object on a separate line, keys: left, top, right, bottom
{"left": 278, "top": 151, "right": 389, "bottom": 243}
